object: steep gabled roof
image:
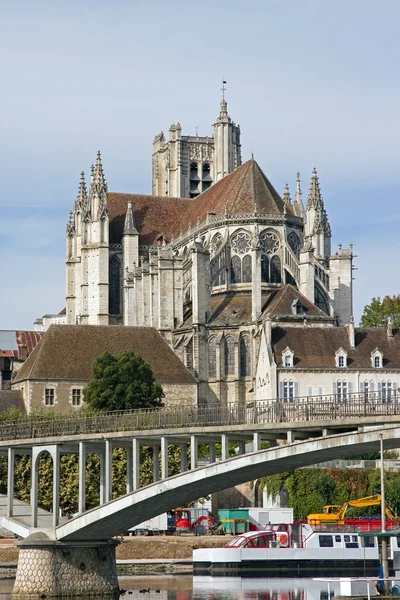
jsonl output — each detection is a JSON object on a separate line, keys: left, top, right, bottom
{"left": 107, "top": 158, "right": 293, "bottom": 245}
{"left": 108, "top": 193, "right": 189, "bottom": 244}
{"left": 13, "top": 325, "right": 196, "bottom": 385}
{"left": 263, "top": 284, "right": 330, "bottom": 319}
{"left": 181, "top": 159, "right": 293, "bottom": 229}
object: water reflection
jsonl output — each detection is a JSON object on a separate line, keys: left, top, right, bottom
{"left": 118, "top": 576, "right": 339, "bottom": 600}
{"left": 0, "top": 575, "right": 340, "bottom": 600}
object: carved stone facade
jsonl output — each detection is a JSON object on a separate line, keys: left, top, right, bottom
{"left": 152, "top": 100, "right": 241, "bottom": 198}
{"left": 65, "top": 116, "right": 354, "bottom": 408}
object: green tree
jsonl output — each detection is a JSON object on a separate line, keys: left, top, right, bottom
{"left": 83, "top": 350, "right": 164, "bottom": 411}
{"left": 360, "top": 295, "right": 400, "bottom": 328}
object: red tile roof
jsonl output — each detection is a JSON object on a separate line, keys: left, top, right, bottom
{"left": 108, "top": 159, "right": 291, "bottom": 245}
{"left": 0, "top": 331, "right": 43, "bottom": 360}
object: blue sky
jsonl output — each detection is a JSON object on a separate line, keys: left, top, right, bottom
{"left": 1, "top": 0, "right": 399, "bottom": 330}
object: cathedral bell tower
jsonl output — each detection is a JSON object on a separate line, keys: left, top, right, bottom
{"left": 213, "top": 92, "right": 241, "bottom": 183}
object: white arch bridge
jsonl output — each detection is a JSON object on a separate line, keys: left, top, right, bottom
{"left": 0, "top": 423, "right": 399, "bottom": 541}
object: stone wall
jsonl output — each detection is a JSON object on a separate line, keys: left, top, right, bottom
{"left": 13, "top": 380, "right": 197, "bottom": 413}
{"left": 13, "top": 536, "right": 119, "bottom": 598}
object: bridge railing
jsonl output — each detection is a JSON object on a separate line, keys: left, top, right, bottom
{"left": 0, "top": 391, "right": 399, "bottom": 441}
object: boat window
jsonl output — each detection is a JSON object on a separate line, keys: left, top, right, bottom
{"left": 319, "top": 535, "right": 334, "bottom": 547}
{"left": 344, "top": 535, "right": 350, "bottom": 542}
{"left": 335, "top": 535, "right": 341, "bottom": 542}
{"left": 362, "top": 536, "right": 375, "bottom": 548}
{"left": 345, "top": 542, "right": 359, "bottom": 548}
{"left": 255, "top": 535, "right": 269, "bottom": 547}
{"left": 397, "top": 536, "right": 400, "bottom": 548}
{"left": 352, "top": 536, "right": 358, "bottom": 543}
{"left": 228, "top": 536, "right": 248, "bottom": 547}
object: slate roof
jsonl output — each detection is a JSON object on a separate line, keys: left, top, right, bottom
{"left": 263, "top": 284, "right": 331, "bottom": 320}
{"left": 108, "top": 159, "right": 292, "bottom": 245}
{"left": 108, "top": 193, "right": 189, "bottom": 245}
{"left": 180, "top": 285, "right": 331, "bottom": 328}
{"left": 0, "top": 331, "right": 43, "bottom": 360}
{"left": 272, "top": 326, "right": 400, "bottom": 369}
{"left": 13, "top": 325, "right": 196, "bottom": 385}
{"left": 0, "top": 391, "right": 26, "bottom": 413}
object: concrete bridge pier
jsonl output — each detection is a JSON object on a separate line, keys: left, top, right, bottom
{"left": 13, "top": 534, "right": 119, "bottom": 598}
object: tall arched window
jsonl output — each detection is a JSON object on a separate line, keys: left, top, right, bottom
{"left": 261, "top": 256, "right": 269, "bottom": 282}
{"left": 240, "top": 335, "right": 251, "bottom": 378}
{"left": 231, "top": 255, "right": 241, "bottom": 283}
{"left": 270, "top": 255, "right": 282, "bottom": 283}
{"left": 315, "top": 285, "right": 329, "bottom": 314}
{"left": 208, "top": 337, "right": 217, "bottom": 378}
{"left": 224, "top": 336, "right": 235, "bottom": 376}
{"left": 109, "top": 255, "right": 121, "bottom": 315}
{"left": 242, "top": 255, "right": 252, "bottom": 283}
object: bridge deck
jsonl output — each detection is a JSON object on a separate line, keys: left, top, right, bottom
{"left": 0, "top": 495, "right": 68, "bottom": 538}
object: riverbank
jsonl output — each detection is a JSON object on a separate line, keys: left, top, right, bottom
{"left": 0, "top": 535, "right": 231, "bottom": 575}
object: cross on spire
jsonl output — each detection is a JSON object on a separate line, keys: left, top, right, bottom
{"left": 221, "top": 79, "right": 227, "bottom": 100}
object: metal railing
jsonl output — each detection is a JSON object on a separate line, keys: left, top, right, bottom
{"left": 0, "top": 391, "right": 400, "bottom": 442}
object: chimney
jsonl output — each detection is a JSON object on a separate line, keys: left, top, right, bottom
{"left": 346, "top": 316, "right": 355, "bottom": 349}
{"left": 387, "top": 316, "right": 394, "bottom": 339}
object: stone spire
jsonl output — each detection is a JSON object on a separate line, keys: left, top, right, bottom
{"left": 305, "top": 168, "right": 331, "bottom": 257}
{"left": 89, "top": 151, "right": 108, "bottom": 221}
{"left": 74, "top": 171, "right": 88, "bottom": 212}
{"left": 66, "top": 210, "right": 75, "bottom": 236}
{"left": 91, "top": 151, "right": 107, "bottom": 195}
{"left": 283, "top": 183, "right": 292, "bottom": 205}
{"left": 306, "top": 167, "right": 323, "bottom": 211}
{"left": 292, "top": 172, "right": 306, "bottom": 219}
{"left": 123, "top": 202, "right": 138, "bottom": 235}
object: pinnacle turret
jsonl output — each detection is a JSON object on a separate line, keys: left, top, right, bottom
{"left": 75, "top": 171, "right": 88, "bottom": 212}
{"left": 123, "top": 202, "right": 138, "bottom": 235}
{"left": 283, "top": 183, "right": 292, "bottom": 204}
{"left": 306, "top": 167, "right": 323, "bottom": 211}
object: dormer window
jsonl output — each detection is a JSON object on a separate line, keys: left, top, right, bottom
{"left": 371, "top": 348, "right": 383, "bottom": 369}
{"left": 282, "top": 347, "right": 294, "bottom": 368}
{"left": 335, "top": 348, "right": 347, "bottom": 368}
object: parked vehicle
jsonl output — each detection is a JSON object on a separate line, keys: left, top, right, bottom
{"left": 307, "top": 494, "right": 399, "bottom": 527}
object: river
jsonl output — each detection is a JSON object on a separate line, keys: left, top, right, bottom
{"left": 0, "top": 575, "right": 341, "bottom": 600}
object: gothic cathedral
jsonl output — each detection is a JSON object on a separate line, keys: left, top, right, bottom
{"left": 66, "top": 99, "right": 353, "bottom": 405}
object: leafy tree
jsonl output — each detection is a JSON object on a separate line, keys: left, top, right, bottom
{"left": 84, "top": 350, "right": 164, "bottom": 411}
{"left": 360, "top": 295, "right": 400, "bottom": 328}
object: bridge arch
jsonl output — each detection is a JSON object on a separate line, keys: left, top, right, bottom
{"left": 57, "top": 426, "right": 400, "bottom": 541}
{"left": 31, "top": 445, "right": 60, "bottom": 528}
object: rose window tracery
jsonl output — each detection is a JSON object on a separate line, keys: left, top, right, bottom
{"left": 260, "top": 231, "right": 280, "bottom": 255}
{"left": 210, "top": 233, "right": 223, "bottom": 257}
{"left": 231, "top": 231, "right": 251, "bottom": 255}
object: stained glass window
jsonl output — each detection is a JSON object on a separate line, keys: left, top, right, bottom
{"left": 231, "top": 231, "right": 251, "bottom": 255}
{"left": 260, "top": 231, "right": 280, "bottom": 255}
{"left": 208, "top": 337, "right": 217, "bottom": 378}
{"left": 109, "top": 255, "right": 121, "bottom": 315}
{"left": 315, "top": 285, "right": 329, "bottom": 314}
{"left": 231, "top": 255, "right": 242, "bottom": 284}
{"left": 261, "top": 256, "right": 269, "bottom": 282}
{"left": 270, "top": 255, "right": 281, "bottom": 283}
{"left": 224, "top": 336, "right": 235, "bottom": 375}
{"left": 240, "top": 335, "right": 251, "bottom": 378}
{"left": 288, "top": 231, "right": 301, "bottom": 257}
{"left": 242, "top": 255, "right": 252, "bottom": 283}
